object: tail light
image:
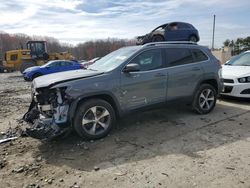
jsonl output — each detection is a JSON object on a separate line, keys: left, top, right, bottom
{"left": 80, "top": 64, "right": 87, "bottom": 69}
{"left": 215, "top": 59, "right": 222, "bottom": 68}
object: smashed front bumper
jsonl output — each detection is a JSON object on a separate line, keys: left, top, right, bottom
{"left": 23, "top": 87, "right": 71, "bottom": 140}
{"left": 25, "top": 118, "right": 70, "bottom": 140}
{"left": 136, "top": 35, "right": 149, "bottom": 45}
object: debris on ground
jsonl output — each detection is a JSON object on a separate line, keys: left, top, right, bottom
{"left": 1, "top": 72, "right": 250, "bottom": 187}
{"left": 0, "top": 158, "right": 7, "bottom": 169}
{"left": 0, "top": 137, "right": 18, "bottom": 144}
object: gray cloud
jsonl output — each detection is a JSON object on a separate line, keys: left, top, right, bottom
{"left": 0, "top": 0, "right": 249, "bottom": 47}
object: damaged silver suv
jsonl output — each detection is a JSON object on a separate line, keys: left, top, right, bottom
{"left": 24, "top": 42, "right": 223, "bottom": 140}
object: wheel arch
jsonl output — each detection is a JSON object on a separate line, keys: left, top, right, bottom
{"left": 189, "top": 34, "right": 199, "bottom": 41}
{"left": 151, "top": 34, "right": 165, "bottom": 41}
{"left": 68, "top": 92, "right": 122, "bottom": 125}
{"left": 193, "top": 79, "right": 219, "bottom": 97}
{"left": 200, "top": 79, "right": 218, "bottom": 93}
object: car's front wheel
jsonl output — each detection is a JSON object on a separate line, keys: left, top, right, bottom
{"left": 74, "top": 99, "right": 116, "bottom": 139}
{"left": 152, "top": 35, "right": 164, "bottom": 42}
{"left": 32, "top": 73, "right": 43, "bottom": 80}
{"left": 192, "top": 84, "right": 217, "bottom": 114}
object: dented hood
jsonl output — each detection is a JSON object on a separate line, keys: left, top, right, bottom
{"left": 33, "top": 69, "right": 104, "bottom": 89}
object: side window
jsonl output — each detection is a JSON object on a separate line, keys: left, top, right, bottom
{"left": 61, "top": 61, "right": 72, "bottom": 66}
{"left": 48, "top": 62, "right": 60, "bottom": 67}
{"left": 178, "top": 23, "right": 188, "bottom": 29}
{"left": 168, "top": 22, "right": 178, "bottom": 31}
{"left": 130, "top": 49, "right": 163, "bottom": 71}
{"left": 166, "top": 48, "right": 194, "bottom": 67}
{"left": 192, "top": 49, "right": 208, "bottom": 62}
{"left": 10, "top": 54, "right": 18, "bottom": 61}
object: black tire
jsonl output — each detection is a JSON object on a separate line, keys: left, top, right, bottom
{"left": 32, "top": 73, "right": 43, "bottom": 80}
{"left": 23, "top": 77, "right": 29, "bottom": 81}
{"left": 189, "top": 35, "right": 198, "bottom": 42}
{"left": 73, "top": 99, "right": 116, "bottom": 140}
{"left": 20, "top": 62, "right": 36, "bottom": 74}
{"left": 192, "top": 84, "right": 217, "bottom": 114}
{"left": 152, "top": 35, "right": 164, "bottom": 42}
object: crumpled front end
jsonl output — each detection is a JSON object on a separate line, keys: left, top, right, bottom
{"left": 23, "top": 86, "right": 72, "bottom": 140}
{"left": 136, "top": 34, "right": 150, "bottom": 45}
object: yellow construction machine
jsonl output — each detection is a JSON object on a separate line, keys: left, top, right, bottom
{"left": 2, "top": 41, "right": 74, "bottom": 73}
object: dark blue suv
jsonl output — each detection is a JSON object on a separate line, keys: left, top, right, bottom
{"left": 137, "top": 22, "right": 200, "bottom": 45}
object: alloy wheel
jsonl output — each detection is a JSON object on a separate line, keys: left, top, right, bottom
{"left": 81, "top": 106, "right": 111, "bottom": 136}
{"left": 199, "top": 89, "right": 215, "bottom": 110}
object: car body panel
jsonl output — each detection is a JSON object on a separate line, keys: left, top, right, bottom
{"left": 222, "top": 65, "right": 250, "bottom": 98}
{"left": 33, "top": 69, "right": 104, "bottom": 89}
{"left": 137, "top": 22, "right": 200, "bottom": 45}
{"left": 166, "top": 62, "right": 204, "bottom": 100}
{"left": 120, "top": 69, "right": 167, "bottom": 110}
{"left": 23, "top": 60, "right": 82, "bottom": 80}
{"left": 23, "top": 43, "right": 222, "bottom": 140}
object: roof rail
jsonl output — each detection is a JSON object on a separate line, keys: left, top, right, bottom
{"left": 143, "top": 41, "right": 197, "bottom": 47}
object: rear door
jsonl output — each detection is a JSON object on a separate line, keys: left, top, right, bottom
{"left": 177, "top": 23, "right": 191, "bottom": 40}
{"left": 165, "top": 22, "right": 183, "bottom": 41}
{"left": 166, "top": 47, "right": 204, "bottom": 101}
{"left": 60, "top": 61, "right": 78, "bottom": 71}
{"left": 120, "top": 48, "right": 167, "bottom": 110}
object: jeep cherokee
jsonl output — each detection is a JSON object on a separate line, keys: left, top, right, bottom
{"left": 23, "top": 42, "right": 223, "bottom": 140}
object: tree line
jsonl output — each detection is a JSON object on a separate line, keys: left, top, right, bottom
{"left": 223, "top": 36, "right": 250, "bottom": 56}
{"left": 0, "top": 32, "right": 136, "bottom": 60}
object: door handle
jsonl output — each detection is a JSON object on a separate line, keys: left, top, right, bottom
{"left": 155, "top": 73, "right": 165, "bottom": 77}
{"left": 192, "top": 67, "right": 201, "bottom": 71}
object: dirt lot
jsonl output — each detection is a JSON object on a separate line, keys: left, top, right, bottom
{"left": 0, "top": 72, "right": 250, "bottom": 188}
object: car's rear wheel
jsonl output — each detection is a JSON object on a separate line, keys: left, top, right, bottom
{"left": 32, "top": 73, "right": 43, "bottom": 80}
{"left": 152, "top": 35, "right": 164, "bottom": 42}
{"left": 189, "top": 35, "right": 198, "bottom": 42}
{"left": 192, "top": 84, "right": 217, "bottom": 114}
{"left": 73, "top": 99, "right": 116, "bottom": 140}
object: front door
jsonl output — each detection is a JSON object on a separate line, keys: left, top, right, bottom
{"left": 120, "top": 48, "right": 167, "bottom": 111}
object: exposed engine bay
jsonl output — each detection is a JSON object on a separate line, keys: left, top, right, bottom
{"left": 23, "top": 86, "right": 71, "bottom": 140}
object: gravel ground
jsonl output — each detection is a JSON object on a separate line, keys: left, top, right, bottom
{"left": 0, "top": 72, "right": 250, "bottom": 188}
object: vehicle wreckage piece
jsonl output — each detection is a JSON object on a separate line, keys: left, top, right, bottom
{"left": 23, "top": 87, "right": 71, "bottom": 140}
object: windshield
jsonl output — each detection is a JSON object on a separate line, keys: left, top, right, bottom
{"left": 41, "top": 60, "right": 58, "bottom": 68}
{"left": 226, "top": 52, "right": 250, "bottom": 66}
{"left": 89, "top": 46, "right": 140, "bottom": 71}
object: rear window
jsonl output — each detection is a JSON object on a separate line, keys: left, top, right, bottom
{"left": 191, "top": 49, "right": 208, "bottom": 62}
{"left": 165, "top": 48, "right": 194, "bottom": 67}
{"left": 178, "top": 23, "right": 190, "bottom": 29}
{"left": 61, "top": 61, "right": 73, "bottom": 66}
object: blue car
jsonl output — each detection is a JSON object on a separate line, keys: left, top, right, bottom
{"left": 23, "top": 60, "right": 83, "bottom": 81}
{"left": 137, "top": 22, "right": 200, "bottom": 45}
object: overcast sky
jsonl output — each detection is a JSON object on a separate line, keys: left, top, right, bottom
{"left": 0, "top": 0, "right": 250, "bottom": 47}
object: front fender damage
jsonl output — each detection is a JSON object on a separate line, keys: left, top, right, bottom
{"left": 23, "top": 87, "right": 72, "bottom": 140}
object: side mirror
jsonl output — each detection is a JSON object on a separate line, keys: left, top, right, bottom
{"left": 123, "top": 63, "right": 140, "bottom": 73}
